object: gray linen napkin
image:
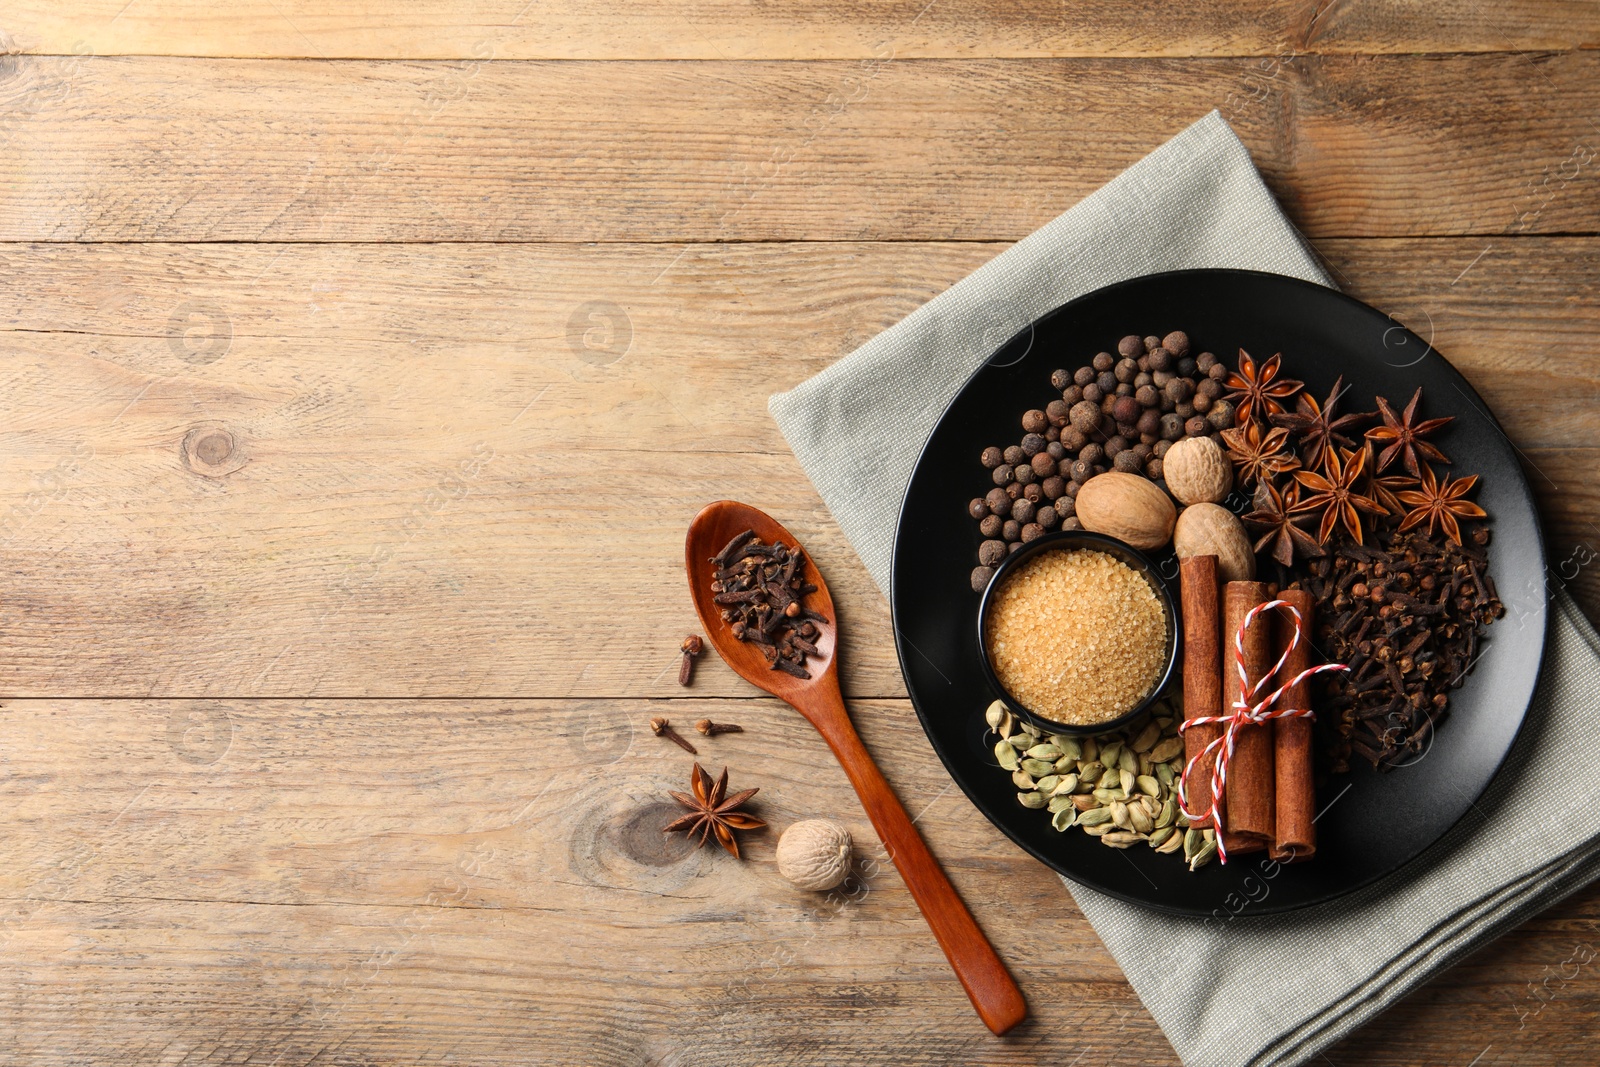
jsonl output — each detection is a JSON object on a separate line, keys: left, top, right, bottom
{"left": 768, "top": 111, "right": 1600, "bottom": 1067}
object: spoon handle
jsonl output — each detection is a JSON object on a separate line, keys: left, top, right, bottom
{"left": 803, "top": 685, "right": 1027, "bottom": 1036}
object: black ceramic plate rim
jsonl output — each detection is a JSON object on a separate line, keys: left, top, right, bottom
{"left": 888, "top": 267, "right": 1548, "bottom": 915}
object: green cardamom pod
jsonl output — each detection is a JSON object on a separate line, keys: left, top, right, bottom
{"left": 1154, "top": 829, "right": 1184, "bottom": 853}
{"left": 1131, "top": 722, "right": 1161, "bottom": 753}
{"left": 1054, "top": 755, "right": 1078, "bottom": 773}
{"left": 1156, "top": 762, "right": 1175, "bottom": 789}
{"left": 1128, "top": 804, "right": 1154, "bottom": 834}
{"left": 1189, "top": 839, "right": 1218, "bottom": 871}
{"left": 1052, "top": 736, "right": 1083, "bottom": 760}
{"left": 1156, "top": 795, "right": 1176, "bottom": 829}
{"left": 1047, "top": 795, "right": 1075, "bottom": 814}
{"left": 1110, "top": 800, "right": 1132, "bottom": 830}
{"left": 1017, "top": 791, "right": 1047, "bottom": 809}
{"left": 1099, "top": 741, "right": 1123, "bottom": 768}
{"left": 1136, "top": 774, "right": 1161, "bottom": 797}
{"left": 995, "top": 741, "right": 1020, "bottom": 771}
{"left": 1077, "top": 761, "right": 1104, "bottom": 784}
{"left": 1150, "top": 738, "right": 1184, "bottom": 763}
{"left": 1101, "top": 831, "right": 1143, "bottom": 848}
{"left": 984, "top": 700, "right": 1009, "bottom": 731}
{"left": 1051, "top": 774, "right": 1079, "bottom": 796}
{"left": 1148, "top": 825, "right": 1175, "bottom": 847}
{"left": 1183, "top": 827, "right": 1203, "bottom": 860}
{"left": 1118, "top": 748, "right": 1138, "bottom": 774}
{"left": 1119, "top": 769, "right": 1136, "bottom": 796}
{"left": 1011, "top": 769, "right": 1036, "bottom": 790}
{"left": 1026, "top": 744, "right": 1063, "bottom": 760}
{"left": 1021, "top": 759, "right": 1055, "bottom": 777}
{"left": 1034, "top": 774, "right": 1061, "bottom": 795}
{"left": 1083, "top": 822, "right": 1116, "bottom": 837}
{"left": 1051, "top": 807, "right": 1076, "bottom": 832}
{"left": 1078, "top": 807, "right": 1113, "bottom": 827}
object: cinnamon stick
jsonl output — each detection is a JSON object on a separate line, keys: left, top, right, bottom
{"left": 1222, "top": 581, "right": 1273, "bottom": 854}
{"left": 1179, "top": 555, "right": 1222, "bottom": 828}
{"left": 1271, "top": 588, "right": 1317, "bottom": 863}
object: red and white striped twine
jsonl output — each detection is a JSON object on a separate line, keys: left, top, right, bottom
{"left": 1176, "top": 599, "right": 1349, "bottom": 865}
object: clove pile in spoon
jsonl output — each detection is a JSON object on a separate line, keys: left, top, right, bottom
{"left": 709, "top": 529, "right": 830, "bottom": 679}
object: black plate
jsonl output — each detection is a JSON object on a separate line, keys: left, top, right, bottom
{"left": 890, "top": 269, "right": 1547, "bottom": 916}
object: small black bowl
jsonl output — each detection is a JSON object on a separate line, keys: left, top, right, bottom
{"left": 976, "top": 530, "right": 1179, "bottom": 736}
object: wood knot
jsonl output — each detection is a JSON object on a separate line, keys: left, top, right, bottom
{"left": 182, "top": 426, "right": 247, "bottom": 478}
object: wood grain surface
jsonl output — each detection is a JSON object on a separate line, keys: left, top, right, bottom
{"left": 2, "top": 2, "right": 1597, "bottom": 1064}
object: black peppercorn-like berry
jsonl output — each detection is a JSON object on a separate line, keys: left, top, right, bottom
{"left": 1152, "top": 439, "right": 1172, "bottom": 458}
{"left": 1143, "top": 335, "right": 1162, "bottom": 353}
{"left": 1023, "top": 482, "right": 1043, "bottom": 502}
{"left": 1006, "top": 481, "right": 1022, "bottom": 499}
{"left": 1104, "top": 435, "right": 1128, "bottom": 458}
{"left": 1136, "top": 357, "right": 1151, "bottom": 374}
{"left": 1112, "top": 395, "right": 1142, "bottom": 425}
{"left": 985, "top": 488, "right": 1011, "bottom": 515}
{"left": 1175, "top": 401, "right": 1196, "bottom": 420}
{"left": 1136, "top": 408, "right": 1162, "bottom": 437}
{"left": 1009, "top": 541, "right": 1025, "bottom": 554}
{"left": 1002, "top": 519, "right": 1022, "bottom": 542}
{"left": 1020, "top": 522, "right": 1045, "bottom": 543}
{"left": 1046, "top": 398, "right": 1070, "bottom": 426}
{"left": 1134, "top": 371, "right": 1153, "bottom": 389}
{"left": 981, "top": 446, "right": 1003, "bottom": 468}
{"left": 1115, "top": 382, "right": 1134, "bottom": 398}
{"left": 1117, "top": 334, "right": 1143, "bottom": 358}
{"left": 1115, "top": 357, "right": 1138, "bottom": 383}
{"left": 1055, "top": 495, "right": 1076, "bottom": 518}
{"left": 1013, "top": 463, "right": 1036, "bottom": 485}
{"left": 1078, "top": 442, "right": 1105, "bottom": 467}
{"left": 1196, "top": 351, "right": 1218, "bottom": 373}
{"left": 992, "top": 464, "right": 1014, "bottom": 486}
{"left": 1096, "top": 370, "right": 1118, "bottom": 394}
{"left": 1012, "top": 498, "right": 1036, "bottom": 524}
{"left": 1177, "top": 357, "right": 1197, "bottom": 379}
{"left": 1030, "top": 451, "right": 1056, "bottom": 477}
{"left": 970, "top": 566, "right": 995, "bottom": 592}
{"left": 1050, "top": 368, "right": 1073, "bottom": 391}
{"left": 969, "top": 497, "right": 988, "bottom": 519}
{"left": 1145, "top": 456, "right": 1164, "bottom": 480}
{"left": 1148, "top": 347, "right": 1173, "bottom": 373}
{"left": 980, "top": 514, "right": 1003, "bottom": 538}
{"left": 1208, "top": 362, "right": 1228, "bottom": 381}
{"left": 1074, "top": 365, "right": 1096, "bottom": 387}
{"left": 1090, "top": 351, "right": 1112, "bottom": 372}
{"left": 1082, "top": 383, "right": 1104, "bottom": 404}
{"left": 1042, "top": 475, "right": 1066, "bottom": 500}
{"left": 1162, "top": 330, "right": 1191, "bottom": 358}
{"left": 1022, "top": 409, "right": 1048, "bottom": 433}
{"left": 978, "top": 540, "right": 1007, "bottom": 567}
{"left": 1069, "top": 400, "right": 1102, "bottom": 436}
{"left": 1131, "top": 441, "right": 1153, "bottom": 462}
{"left": 1206, "top": 399, "right": 1236, "bottom": 430}
{"left": 1021, "top": 432, "right": 1047, "bottom": 456}
{"left": 1136, "top": 384, "right": 1161, "bottom": 409}
{"left": 1046, "top": 440, "right": 1066, "bottom": 460}
{"left": 1045, "top": 425, "right": 1060, "bottom": 442}
{"left": 1113, "top": 449, "right": 1143, "bottom": 474}
{"left": 1196, "top": 376, "right": 1222, "bottom": 400}
{"left": 1003, "top": 444, "right": 1025, "bottom": 466}
{"left": 1185, "top": 415, "right": 1209, "bottom": 437}
{"left": 1063, "top": 480, "right": 1082, "bottom": 498}
{"left": 1160, "top": 413, "right": 1185, "bottom": 441}
{"left": 1070, "top": 458, "right": 1095, "bottom": 482}
{"left": 1060, "top": 516, "right": 1084, "bottom": 531}
{"left": 1152, "top": 369, "right": 1175, "bottom": 389}
{"left": 1193, "top": 392, "right": 1213, "bottom": 414}
{"left": 1061, "top": 384, "right": 1084, "bottom": 406}
{"left": 1037, "top": 506, "right": 1059, "bottom": 529}
{"left": 1164, "top": 377, "right": 1194, "bottom": 404}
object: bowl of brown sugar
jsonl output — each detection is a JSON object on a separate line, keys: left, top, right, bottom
{"left": 977, "top": 531, "right": 1178, "bottom": 735}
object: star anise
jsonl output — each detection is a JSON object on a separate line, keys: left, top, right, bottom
{"left": 1365, "top": 387, "right": 1453, "bottom": 478}
{"left": 1269, "top": 375, "right": 1372, "bottom": 473}
{"left": 1242, "top": 479, "right": 1325, "bottom": 567}
{"left": 1396, "top": 463, "right": 1486, "bottom": 545}
{"left": 1224, "top": 349, "right": 1303, "bottom": 426}
{"left": 663, "top": 763, "right": 766, "bottom": 858}
{"left": 1220, "top": 420, "right": 1300, "bottom": 490}
{"left": 1356, "top": 439, "right": 1420, "bottom": 517}
{"left": 1291, "top": 445, "right": 1385, "bottom": 545}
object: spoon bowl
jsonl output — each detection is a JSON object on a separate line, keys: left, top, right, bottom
{"left": 686, "top": 500, "right": 1027, "bottom": 1036}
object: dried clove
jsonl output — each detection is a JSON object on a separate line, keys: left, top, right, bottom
{"left": 650, "top": 716, "right": 698, "bottom": 755}
{"left": 695, "top": 719, "right": 744, "bottom": 736}
{"left": 709, "top": 530, "right": 830, "bottom": 679}
{"left": 678, "top": 634, "right": 703, "bottom": 686}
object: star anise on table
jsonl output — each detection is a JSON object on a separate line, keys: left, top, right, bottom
{"left": 1224, "top": 349, "right": 1304, "bottom": 426}
{"left": 1220, "top": 420, "right": 1300, "bottom": 490}
{"left": 1396, "top": 463, "right": 1486, "bottom": 544}
{"left": 663, "top": 762, "right": 767, "bottom": 858}
{"left": 1291, "top": 445, "right": 1386, "bottom": 545}
{"left": 1365, "top": 387, "right": 1453, "bottom": 478}
{"left": 1242, "top": 479, "right": 1325, "bottom": 568}
{"left": 1269, "top": 375, "right": 1372, "bottom": 473}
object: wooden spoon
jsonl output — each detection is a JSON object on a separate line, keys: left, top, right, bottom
{"left": 686, "top": 500, "right": 1027, "bottom": 1036}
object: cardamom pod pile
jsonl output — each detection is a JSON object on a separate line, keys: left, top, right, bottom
{"left": 985, "top": 695, "right": 1217, "bottom": 871}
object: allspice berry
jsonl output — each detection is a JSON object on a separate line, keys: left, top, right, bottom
{"left": 1069, "top": 400, "right": 1102, "bottom": 436}
{"left": 970, "top": 566, "right": 994, "bottom": 592}
{"left": 979, "top": 540, "right": 1007, "bottom": 567}
{"left": 777, "top": 819, "right": 854, "bottom": 892}
{"left": 1162, "top": 330, "right": 1191, "bottom": 358}
{"left": 1022, "top": 409, "right": 1048, "bottom": 433}
{"left": 981, "top": 446, "right": 1004, "bottom": 468}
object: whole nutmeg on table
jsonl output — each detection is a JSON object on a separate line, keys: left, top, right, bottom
{"left": 1173, "top": 501, "right": 1256, "bottom": 583}
{"left": 1072, "top": 471, "right": 1176, "bottom": 550}
{"left": 776, "top": 818, "right": 854, "bottom": 891}
{"left": 1161, "top": 435, "right": 1233, "bottom": 505}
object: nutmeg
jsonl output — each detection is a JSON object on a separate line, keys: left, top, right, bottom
{"left": 1172, "top": 503, "right": 1255, "bottom": 584}
{"left": 1073, "top": 472, "right": 1177, "bottom": 550}
{"left": 1162, "top": 436, "right": 1234, "bottom": 504}
{"left": 776, "top": 819, "right": 853, "bottom": 892}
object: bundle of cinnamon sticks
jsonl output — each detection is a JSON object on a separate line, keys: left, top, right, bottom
{"left": 1179, "top": 555, "right": 1318, "bottom": 862}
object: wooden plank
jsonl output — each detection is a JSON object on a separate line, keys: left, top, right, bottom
{"left": 0, "top": 237, "right": 1596, "bottom": 696}
{"left": 1, "top": 54, "right": 1597, "bottom": 242}
{"left": 4, "top": 1, "right": 1597, "bottom": 60}
{"left": 0, "top": 695, "right": 1595, "bottom": 1063}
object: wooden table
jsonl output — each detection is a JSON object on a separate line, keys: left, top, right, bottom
{"left": 1, "top": 4, "right": 1597, "bottom": 1063}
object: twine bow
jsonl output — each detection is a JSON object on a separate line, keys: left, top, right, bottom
{"left": 1176, "top": 599, "right": 1349, "bottom": 865}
